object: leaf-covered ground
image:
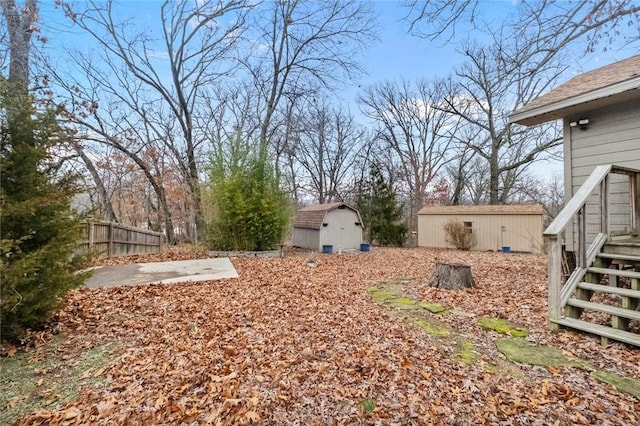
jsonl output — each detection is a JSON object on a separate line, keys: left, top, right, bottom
{"left": 6, "top": 247, "right": 640, "bottom": 425}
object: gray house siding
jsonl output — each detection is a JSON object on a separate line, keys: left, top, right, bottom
{"left": 565, "top": 98, "right": 640, "bottom": 249}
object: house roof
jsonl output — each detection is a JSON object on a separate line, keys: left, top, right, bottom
{"left": 418, "top": 204, "right": 543, "bottom": 215}
{"left": 509, "top": 55, "right": 640, "bottom": 126}
{"left": 293, "top": 202, "right": 360, "bottom": 230}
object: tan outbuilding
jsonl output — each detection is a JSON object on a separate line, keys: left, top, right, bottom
{"left": 417, "top": 204, "right": 544, "bottom": 253}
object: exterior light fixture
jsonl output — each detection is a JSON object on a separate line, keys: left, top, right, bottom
{"left": 569, "top": 118, "right": 590, "bottom": 130}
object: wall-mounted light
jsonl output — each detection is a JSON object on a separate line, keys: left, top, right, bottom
{"left": 569, "top": 118, "right": 590, "bottom": 131}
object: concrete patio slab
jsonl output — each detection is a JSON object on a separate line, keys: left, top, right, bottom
{"left": 84, "top": 258, "right": 239, "bottom": 288}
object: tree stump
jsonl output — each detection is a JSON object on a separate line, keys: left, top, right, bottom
{"left": 428, "top": 263, "right": 476, "bottom": 290}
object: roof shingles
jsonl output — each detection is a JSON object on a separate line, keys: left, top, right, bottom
{"left": 513, "top": 55, "right": 640, "bottom": 116}
{"left": 293, "top": 202, "right": 355, "bottom": 230}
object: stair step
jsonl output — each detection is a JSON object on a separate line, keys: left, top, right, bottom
{"left": 604, "top": 241, "right": 640, "bottom": 256}
{"left": 566, "top": 298, "right": 640, "bottom": 321}
{"left": 587, "top": 267, "right": 640, "bottom": 279}
{"left": 552, "top": 318, "right": 640, "bottom": 347}
{"left": 597, "top": 252, "right": 640, "bottom": 263}
{"left": 577, "top": 282, "right": 640, "bottom": 298}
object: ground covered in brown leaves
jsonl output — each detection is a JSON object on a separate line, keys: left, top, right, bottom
{"left": 8, "top": 247, "right": 640, "bottom": 425}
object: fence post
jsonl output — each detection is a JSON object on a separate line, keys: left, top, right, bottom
{"left": 88, "top": 220, "right": 94, "bottom": 253}
{"left": 108, "top": 222, "right": 114, "bottom": 257}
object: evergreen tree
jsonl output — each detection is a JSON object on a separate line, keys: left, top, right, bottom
{"left": 357, "top": 163, "right": 407, "bottom": 246}
{"left": 1, "top": 83, "right": 86, "bottom": 340}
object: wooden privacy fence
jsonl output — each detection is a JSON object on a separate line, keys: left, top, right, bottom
{"left": 78, "top": 221, "right": 164, "bottom": 258}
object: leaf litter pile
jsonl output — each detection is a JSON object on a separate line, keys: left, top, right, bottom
{"left": 7, "top": 247, "right": 640, "bottom": 425}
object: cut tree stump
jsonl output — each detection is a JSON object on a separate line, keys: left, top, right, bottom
{"left": 429, "top": 262, "right": 476, "bottom": 290}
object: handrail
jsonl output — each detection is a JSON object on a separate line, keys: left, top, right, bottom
{"left": 544, "top": 165, "right": 611, "bottom": 237}
{"left": 544, "top": 164, "right": 640, "bottom": 331}
{"left": 544, "top": 164, "right": 640, "bottom": 237}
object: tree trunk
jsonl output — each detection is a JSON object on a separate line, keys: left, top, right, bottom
{"left": 428, "top": 262, "right": 476, "bottom": 290}
{"left": 2, "top": 0, "right": 36, "bottom": 89}
{"left": 70, "top": 141, "right": 118, "bottom": 222}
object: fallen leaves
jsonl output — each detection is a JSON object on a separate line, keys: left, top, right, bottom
{"left": 8, "top": 247, "right": 640, "bottom": 425}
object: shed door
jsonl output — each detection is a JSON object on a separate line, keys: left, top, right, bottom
{"left": 320, "top": 209, "right": 362, "bottom": 250}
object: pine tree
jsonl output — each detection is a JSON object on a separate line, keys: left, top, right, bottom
{"left": 1, "top": 83, "right": 86, "bottom": 340}
{"left": 357, "top": 163, "right": 407, "bottom": 246}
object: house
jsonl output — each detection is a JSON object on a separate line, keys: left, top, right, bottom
{"left": 292, "top": 202, "right": 363, "bottom": 252}
{"left": 417, "top": 204, "right": 544, "bottom": 253}
{"left": 509, "top": 54, "right": 640, "bottom": 346}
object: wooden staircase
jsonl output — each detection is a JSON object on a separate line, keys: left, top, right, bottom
{"left": 552, "top": 238, "right": 640, "bottom": 346}
{"left": 545, "top": 165, "right": 640, "bottom": 347}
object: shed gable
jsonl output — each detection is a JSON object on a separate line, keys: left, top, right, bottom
{"left": 293, "top": 202, "right": 359, "bottom": 230}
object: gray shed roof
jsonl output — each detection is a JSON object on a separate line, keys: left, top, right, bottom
{"left": 293, "top": 202, "right": 361, "bottom": 230}
{"left": 509, "top": 55, "right": 640, "bottom": 126}
{"left": 418, "top": 204, "right": 543, "bottom": 215}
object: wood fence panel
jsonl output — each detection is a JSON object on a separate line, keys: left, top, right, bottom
{"left": 77, "top": 222, "right": 164, "bottom": 258}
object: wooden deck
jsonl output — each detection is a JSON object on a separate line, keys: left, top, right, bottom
{"left": 545, "top": 165, "right": 640, "bottom": 346}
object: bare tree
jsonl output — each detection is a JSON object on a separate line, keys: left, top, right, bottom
{"left": 245, "top": 0, "right": 377, "bottom": 160}
{"left": 359, "top": 79, "right": 456, "bottom": 232}
{"left": 60, "top": 0, "right": 249, "bottom": 241}
{"left": 512, "top": 171, "right": 564, "bottom": 226}
{"left": 401, "top": 0, "right": 640, "bottom": 207}
{"left": 405, "top": 0, "right": 640, "bottom": 50}
{"left": 436, "top": 35, "right": 564, "bottom": 204}
{"left": 68, "top": 138, "right": 118, "bottom": 222}
{"left": 292, "top": 100, "right": 365, "bottom": 203}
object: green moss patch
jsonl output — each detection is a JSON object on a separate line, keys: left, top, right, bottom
{"left": 418, "top": 302, "right": 447, "bottom": 313}
{"left": 367, "top": 286, "right": 397, "bottom": 304}
{"left": 387, "top": 297, "right": 421, "bottom": 309}
{"left": 495, "top": 339, "right": 584, "bottom": 368}
{"left": 412, "top": 318, "right": 449, "bottom": 337}
{"left": 458, "top": 341, "right": 476, "bottom": 366}
{"left": 478, "top": 317, "right": 529, "bottom": 337}
{"left": 368, "top": 284, "right": 447, "bottom": 313}
{"left": 0, "top": 341, "right": 117, "bottom": 425}
{"left": 591, "top": 370, "right": 640, "bottom": 399}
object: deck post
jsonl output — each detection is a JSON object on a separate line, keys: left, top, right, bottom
{"left": 547, "top": 236, "right": 562, "bottom": 331}
{"left": 600, "top": 176, "right": 609, "bottom": 235}
{"left": 632, "top": 173, "right": 639, "bottom": 232}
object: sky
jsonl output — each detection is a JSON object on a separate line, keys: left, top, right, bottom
{"left": 40, "top": 1, "right": 634, "bottom": 84}
{"left": 38, "top": 1, "right": 637, "bottom": 103}
{"left": 34, "top": 0, "right": 639, "bottom": 180}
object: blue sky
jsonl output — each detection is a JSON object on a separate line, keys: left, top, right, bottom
{"left": 39, "top": 1, "right": 635, "bottom": 94}
{"left": 36, "top": 0, "right": 638, "bottom": 180}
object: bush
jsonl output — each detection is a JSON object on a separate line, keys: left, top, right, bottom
{"left": 443, "top": 219, "right": 477, "bottom": 250}
{"left": 206, "top": 153, "right": 290, "bottom": 251}
{"left": 1, "top": 86, "right": 87, "bottom": 340}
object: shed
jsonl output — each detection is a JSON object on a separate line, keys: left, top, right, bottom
{"left": 417, "top": 204, "right": 544, "bottom": 253}
{"left": 292, "top": 202, "right": 363, "bottom": 252}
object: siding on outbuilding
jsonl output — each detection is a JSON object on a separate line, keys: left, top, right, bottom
{"left": 292, "top": 202, "right": 363, "bottom": 252}
{"left": 418, "top": 205, "right": 544, "bottom": 253}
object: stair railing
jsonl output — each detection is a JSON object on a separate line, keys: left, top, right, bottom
{"left": 544, "top": 164, "right": 640, "bottom": 330}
